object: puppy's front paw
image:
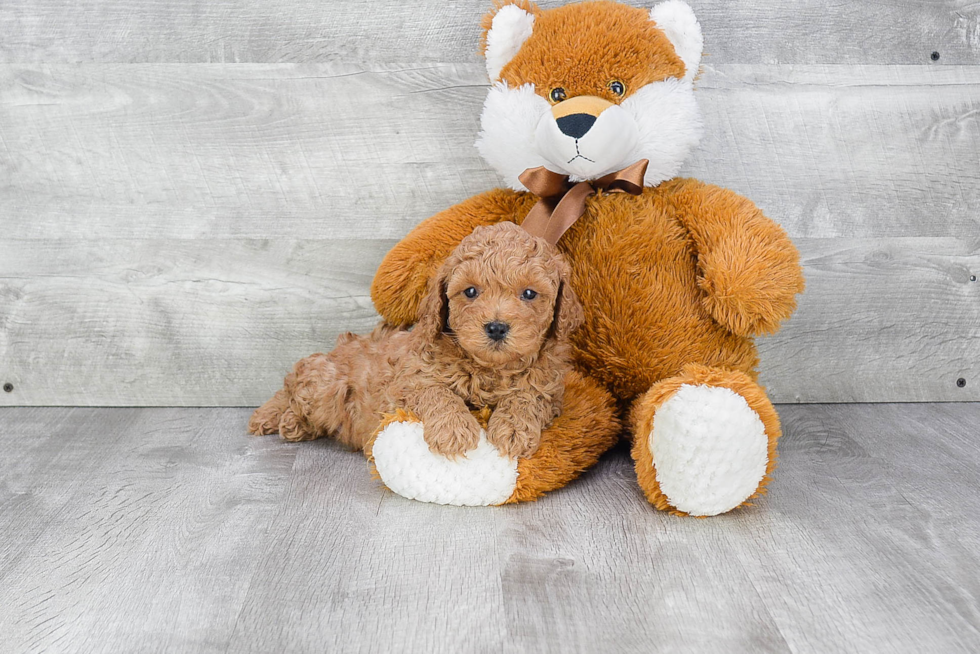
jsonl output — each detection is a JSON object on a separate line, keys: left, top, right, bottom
{"left": 423, "top": 411, "right": 483, "bottom": 459}
{"left": 487, "top": 413, "right": 541, "bottom": 460}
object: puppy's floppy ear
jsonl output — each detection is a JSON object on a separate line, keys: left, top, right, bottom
{"left": 414, "top": 261, "right": 452, "bottom": 344}
{"left": 548, "top": 261, "right": 584, "bottom": 342}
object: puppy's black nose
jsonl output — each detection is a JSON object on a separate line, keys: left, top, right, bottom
{"left": 556, "top": 113, "right": 596, "bottom": 139}
{"left": 485, "top": 321, "right": 510, "bottom": 342}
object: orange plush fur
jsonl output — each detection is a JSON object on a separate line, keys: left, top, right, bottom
{"left": 371, "top": 0, "right": 805, "bottom": 512}
{"left": 250, "top": 222, "right": 583, "bottom": 461}
{"left": 492, "top": 2, "right": 686, "bottom": 103}
{"left": 372, "top": 181, "right": 802, "bottom": 400}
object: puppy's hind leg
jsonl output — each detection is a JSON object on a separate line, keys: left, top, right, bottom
{"left": 278, "top": 405, "right": 320, "bottom": 442}
{"left": 250, "top": 329, "right": 389, "bottom": 447}
{"left": 248, "top": 353, "right": 348, "bottom": 442}
{"left": 282, "top": 353, "right": 350, "bottom": 443}
{"left": 248, "top": 388, "right": 290, "bottom": 435}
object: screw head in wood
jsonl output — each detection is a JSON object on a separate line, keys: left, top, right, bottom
{"left": 957, "top": 378, "right": 967, "bottom": 388}
{"left": 971, "top": 275, "right": 977, "bottom": 282}
{"left": 2, "top": 383, "right": 12, "bottom": 393}
{"left": 931, "top": 51, "right": 940, "bottom": 61}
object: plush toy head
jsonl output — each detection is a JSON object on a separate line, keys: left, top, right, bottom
{"left": 476, "top": 0, "right": 704, "bottom": 190}
{"left": 415, "top": 222, "right": 582, "bottom": 367}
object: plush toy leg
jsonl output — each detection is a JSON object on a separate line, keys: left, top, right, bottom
{"left": 505, "top": 371, "right": 621, "bottom": 503}
{"left": 367, "top": 371, "right": 620, "bottom": 506}
{"left": 629, "top": 364, "right": 781, "bottom": 516}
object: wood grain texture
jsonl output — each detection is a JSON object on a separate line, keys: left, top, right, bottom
{"left": 0, "top": 238, "right": 392, "bottom": 406}
{"left": 1, "top": 0, "right": 978, "bottom": 65}
{"left": 729, "top": 403, "right": 980, "bottom": 653}
{"left": 0, "top": 408, "right": 299, "bottom": 652}
{"left": 0, "top": 237, "right": 977, "bottom": 406}
{"left": 493, "top": 455, "right": 792, "bottom": 652}
{"left": 2, "top": 404, "right": 980, "bottom": 652}
{"left": 2, "top": 64, "right": 979, "bottom": 240}
{"left": 757, "top": 237, "right": 980, "bottom": 403}
{"left": 2, "top": 25, "right": 979, "bottom": 406}
{"left": 224, "top": 440, "right": 510, "bottom": 653}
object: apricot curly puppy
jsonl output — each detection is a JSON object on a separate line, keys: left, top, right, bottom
{"left": 248, "top": 222, "right": 583, "bottom": 459}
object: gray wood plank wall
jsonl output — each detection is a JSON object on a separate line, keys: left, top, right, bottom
{"left": 0, "top": 2, "right": 978, "bottom": 406}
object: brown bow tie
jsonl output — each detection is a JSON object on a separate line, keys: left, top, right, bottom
{"left": 518, "top": 159, "right": 649, "bottom": 245}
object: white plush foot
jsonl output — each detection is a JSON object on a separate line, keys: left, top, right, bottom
{"left": 649, "top": 384, "right": 769, "bottom": 516}
{"left": 372, "top": 421, "right": 519, "bottom": 506}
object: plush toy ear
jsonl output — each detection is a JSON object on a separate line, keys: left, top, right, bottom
{"left": 480, "top": 1, "right": 538, "bottom": 82}
{"left": 650, "top": 0, "right": 703, "bottom": 83}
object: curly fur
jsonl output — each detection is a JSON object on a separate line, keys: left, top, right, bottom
{"left": 249, "top": 222, "right": 582, "bottom": 460}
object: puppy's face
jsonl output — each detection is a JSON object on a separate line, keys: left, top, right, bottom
{"left": 445, "top": 251, "right": 558, "bottom": 366}
{"left": 415, "top": 222, "right": 582, "bottom": 368}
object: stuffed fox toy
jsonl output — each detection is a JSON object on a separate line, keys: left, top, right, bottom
{"left": 368, "top": 0, "right": 805, "bottom": 515}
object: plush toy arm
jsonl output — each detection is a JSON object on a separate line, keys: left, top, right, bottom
{"left": 371, "top": 189, "right": 530, "bottom": 325}
{"left": 666, "top": 178, "right": 805, "bottom": 337}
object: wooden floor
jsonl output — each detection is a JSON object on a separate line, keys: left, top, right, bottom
{"left": 1, "top": 404, "right": 979, "bottom": 653}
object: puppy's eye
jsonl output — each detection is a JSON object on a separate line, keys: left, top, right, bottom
{"left": 463, "top": 287, "right": 479, "bottom": 299}
{"left": 521, "top": 289, "right": 538, "bottom": 300}
{"left": 608, "top": 80, "right": 626, "bottom": 97}
{"left": 549, "top": 87, "right": 567, "bottom": 103}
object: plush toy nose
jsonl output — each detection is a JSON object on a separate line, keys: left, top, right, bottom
{"left": 551, "top": 95, "right": 613, "bottom": 139}
{"left": 556, "top": 114, "right": 596, "bottom": 139}
{"left": 484, "top": 321, "right": 510, "bottom": 341}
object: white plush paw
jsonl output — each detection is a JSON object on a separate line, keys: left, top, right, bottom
{"left": 649, "top": 384, "right": 768, "bottom": 516}
{"left": 372, "top": 421, "right": 519, "bottom": 506}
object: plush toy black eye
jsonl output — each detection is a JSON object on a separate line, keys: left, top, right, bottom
{"left": 549, "top": 87, "right": 567, "bottom": 103}
{"left": 521, "top": 289, "right": 538, "bottom": 300}
{"left": 463, "top": 287, "right": 479, "bottom": 299}
{"left": 609, "top": 80, "right": 626, "bottom": 96}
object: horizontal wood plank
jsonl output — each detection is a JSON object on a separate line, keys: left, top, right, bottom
{"left": 3, "top": 62, "right": 978, "bottom": 405}
{"left": 2, "top": 64, "right": 978, "bottom": 240}
{"left": 0, "top": 237, "right": 976, "bottom": 406}
{"left": 757, "top": 237, "right": 980, "bottom": 403}
{"left": 1, "top": 0, "right": 978, "bottom": 65}
{"left": 0, "top": 239, "right": 393, "bottom": 406}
